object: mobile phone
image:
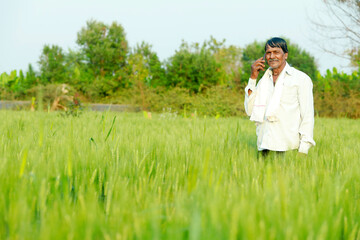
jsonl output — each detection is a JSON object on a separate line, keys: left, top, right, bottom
{"left": 263, "top": 52, "right": 267, "bottom": 66}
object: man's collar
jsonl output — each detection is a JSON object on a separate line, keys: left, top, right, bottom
{"left": 268, "top": 62, "right": 293, "bottom": 77}
{"left": 284, "top": 62, "right": 294, "bottom": 75}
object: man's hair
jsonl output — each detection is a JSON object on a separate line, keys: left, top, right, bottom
{"left": 265, "top": 37, "right": 288, "bottom": 53}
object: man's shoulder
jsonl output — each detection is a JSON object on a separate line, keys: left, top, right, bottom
{"left": 288, "top": 66, "right": 313, "bottom": 89}
{"left": 288, "top": 66, "right": 312, "bottom": 81}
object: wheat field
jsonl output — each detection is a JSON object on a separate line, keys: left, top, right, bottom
{"left": 0, "top": 110, "right": 359, "bottom": 239}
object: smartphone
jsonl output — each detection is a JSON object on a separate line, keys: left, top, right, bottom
{"left": 263, "top": 52, "right": 267, "bottom": 67}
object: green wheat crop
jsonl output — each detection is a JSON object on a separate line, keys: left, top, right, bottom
{"left": 0, "top": 110, "right": 359, "bottom": 239}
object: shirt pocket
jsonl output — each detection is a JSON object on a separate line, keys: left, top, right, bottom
{"left": 281, "top": 84, "right": 298, "bottom": 104}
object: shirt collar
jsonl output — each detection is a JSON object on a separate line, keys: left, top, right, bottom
{"left": 268, "top": 62, "right": 293, "bottom": 77}
{"left": 284, "top": 62, "right": 294, "bottom": 75}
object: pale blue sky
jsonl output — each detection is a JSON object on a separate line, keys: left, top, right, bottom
{"left": 0, "top": 0, "right": 354, "bottom": 74}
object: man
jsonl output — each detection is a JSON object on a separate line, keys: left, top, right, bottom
{"left": 244, "top": 37, "right": 315, "bottom": 155}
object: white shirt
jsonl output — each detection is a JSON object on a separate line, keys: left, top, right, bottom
{"left": 244, "top": 63, "right": 315, "bottom": 154}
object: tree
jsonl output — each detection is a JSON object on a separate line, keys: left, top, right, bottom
{"left": 128, "top": 52, "right": 150, "bottom": 110}
{"left": 38, "top": 45, "right": 67, "bottom": 84}
{"left": 25, "top": 64, "right": 37, "bottom": 88}
{"left": 241, "top": 39, "right": 318, "bottom": 82}
{"left": 205, "top": 36, "right": 243, "bottom": 88}
{"left": 311, "top": 0, "right": 360, "bottom": 67}
{"left": 131, "top": 42, "right": 166, "bottom": 87}
{"left": 75, "top": 20, "right": 130, "bottom": 98}
{"left": 76, "top": 20, "right": 129, "bottom": 81}
{"left": 166, "top": 40, "right": 223, "bottom": 93}
{"left": 241, "top": 41, "right": 264, "bottom": 84}
{"left": 63, "top": 49, "right": 92, "bottom": 93}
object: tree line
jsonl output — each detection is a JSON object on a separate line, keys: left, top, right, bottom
{"left": 1, "top": 20, "right": 359, "bottom": 118}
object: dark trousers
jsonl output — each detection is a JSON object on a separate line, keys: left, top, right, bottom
{"left": 258, "top": 149, "right": 285, "bottom": 159}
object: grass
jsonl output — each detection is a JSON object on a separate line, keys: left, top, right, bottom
{"left": 0, "top": 110, "right": 359, "bottom": 239}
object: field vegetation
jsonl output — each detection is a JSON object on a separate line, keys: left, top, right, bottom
{"left": 1, "top": 111, "right": 359, "bottom": 239}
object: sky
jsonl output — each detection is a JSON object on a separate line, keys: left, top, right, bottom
{"left": 0, "top": 0, "right": 355, "bottom": 75}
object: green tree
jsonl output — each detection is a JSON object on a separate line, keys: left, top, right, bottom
{"left": 75, "top": 20, "right": 130, "bottom": 98}
{"left": 38, "top": 44, "right": 67, "bottom": 84}
{"left": 241, "top": 39, "right": 318, "bottom": 82}
{"left": 5, "top": 70, "right": 19, "bottom": 94}
{"left": 0, "top": 70, "right": 28, "bottom": 98}
{"left": 131, "top": 42, "right": 166, "bottom": 87}
{"left": 205, "top": 37, "right": 243, "bottom": 88}
{"left": 128, "top": 52, "right": 150, "bottom": 110}
{"left": 166, "top": 40, "right": 222, "bottom": 93}
{"left": 25, "top": 64, "right": 37, "bottom": 88}
{"left": 287, "top": 40, "right": 318, "bottom": 80}
{"left": 241, "top": 41, "right": 265, "bottom": 84}
{"left": 76, "top": 20, "right": 129, "bottom": 91}
{"left": 64, "top": 49, "right": 92, "bottom": 93}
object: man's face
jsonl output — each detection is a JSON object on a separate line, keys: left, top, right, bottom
{"left": 265, "top": 46, "right": 288, "bottom": 70}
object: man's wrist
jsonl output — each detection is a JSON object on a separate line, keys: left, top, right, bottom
{"left": 250, "top": 74, "right": 258, "bottom": 79}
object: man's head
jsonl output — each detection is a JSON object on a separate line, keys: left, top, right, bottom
{"left": 264, "top": 37, "right": 288, "bottom": 70}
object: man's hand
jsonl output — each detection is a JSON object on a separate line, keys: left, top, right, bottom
{"left": 250, "top": 56, "right": 266, "bottom": 79}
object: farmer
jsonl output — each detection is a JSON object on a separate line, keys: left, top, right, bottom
{"left": 244, "top": 37, "right": 315, "bottom": 156}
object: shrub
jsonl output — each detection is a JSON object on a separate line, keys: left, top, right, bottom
{"left": 313, "top": 67, "right": 360, "bottom": 118}
{"left": 108, "top": 86, "right": 246, "bottom": 117}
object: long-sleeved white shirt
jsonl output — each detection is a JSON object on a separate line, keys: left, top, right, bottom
{"left": 244, "top": 63, "right": 315, "bottom": 154}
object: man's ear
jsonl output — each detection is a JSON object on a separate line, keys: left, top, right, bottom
{"left": 285, "top": 53, "right": 288, "bottom": 60}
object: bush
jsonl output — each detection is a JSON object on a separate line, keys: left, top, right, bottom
{"left": 314, "top": 81, "right": 360, "bottom": 118}
{"left": 191, "top": 86, "right": 245, "bottom": 117}
{"left": 313, "top": 67, "right": 360, "bottom": 118}
{"left": 108, "top": 86, "right": 246, "bottom": 117}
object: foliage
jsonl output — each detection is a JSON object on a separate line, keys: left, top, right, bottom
{"left": 286, "top": 39, "right": 318, "bottom": 80}
{"left": 191, "top": 86, "right": 244, "bottom": 116}
{"left": 0, "top": 67, "right": 38, "bottom": 99}
{"left": 38, "top": 45, "right": 67, "bottom": 84}
{"left": 314, "top": 67, "right": 360, "bottom": 118}
{"left": 206, "top": 36, "right": 243, "bottom": 88}
{"left": 63, "top": 49, "right": 89, "bottom": 91}
{"left": 165, "top": 38, "right": 242, "bottom": 92}
{"left": 0, "top": 18, "right": 359, "bottom": 118}
{"left": 131, "top": 42, "right": 166, "bottom": 88}
{"left": 108, "top": 86, "right": 245, "bottom": 117}
{"left": 241, "top": 41, "right": 265, "bottom": 84}
{"left": 166, "top": 40, "right": 223, "bottom": 93}
{"left": 76, "top": 19, "right": 129, "bottom": 92}
{"left": 68, "top": 20, "right": 129, "bottom": 101}
{"left": 26, "top": 64, "right": 38, "bottom": 88}
{"left": 348, "top": 47, "right": 360, "bottom": 67}
{"left": 109, "top": 87, "right": 192, "bottom": 114}
{"left": 127, "top": 52, "right": 151, "bottom": 110}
